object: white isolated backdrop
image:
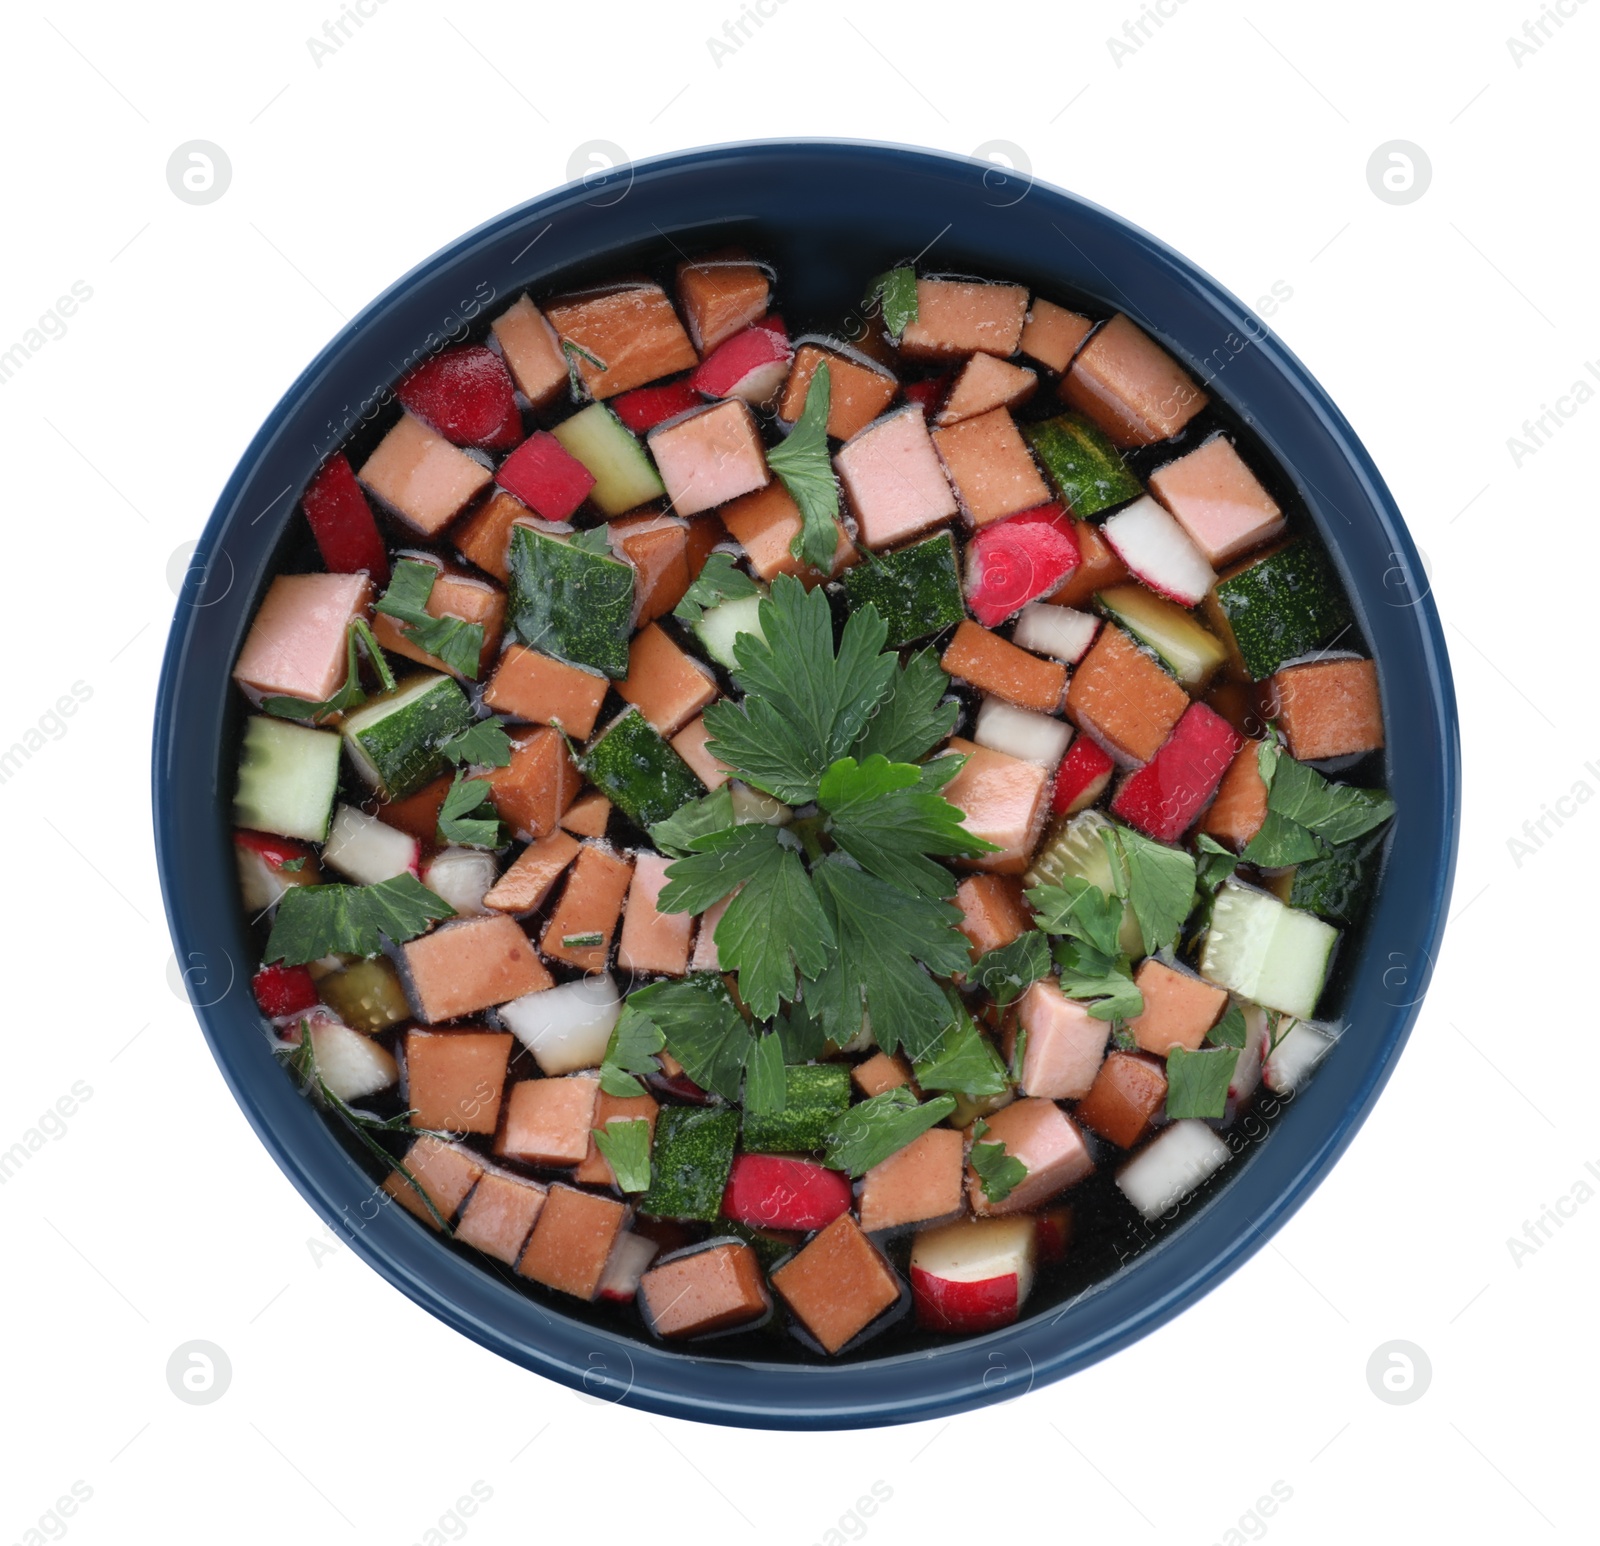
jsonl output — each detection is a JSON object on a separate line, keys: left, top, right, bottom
{"left": 0, "top": 0, "right": 1592, "bottom": 1540}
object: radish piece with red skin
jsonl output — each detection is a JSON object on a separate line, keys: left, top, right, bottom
{"left": 1100, "top": 496, "right": 1216, "bottom": 607}
{"left": 902, "top": 375, "right": 949, "bottom": 414}
{"left": 302, "top": 454, "right": 390, "bottom": 585}
{"left": 234, "top": 829, "right": 316, "bottom": 868}
{"left": 690, "top": 321, "right": 794, "bottom": 404}
{"left": 253, "top": 964, "right": 319, "bottom": 1019}
{"left": 495, "top": 431, "right": 597, "bottom": 521}
{"left": 1051, "top": 737, "right": 1115, "bottom": 816}
{"left": 721, "top": 1154, "right": 853, "bottom": 1233}
{"left": 612, "top": 379, "right": 702, "bottom": 434}
{"left": 397, "top": 344, "right": 522, "bottom": 451}
{"left": 598, "top": 1233, "right": 660, "bottom": 1302}
{"left": 910, "top": 1216, "right": 1037, "bottom": 1334}
{"left": 1111, "top": 701, "right": 1243, "bottom": 841}
{"left": 964, "top": 504, "right": 1082, "bottom": 628}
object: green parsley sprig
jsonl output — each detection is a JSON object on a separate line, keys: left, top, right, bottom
{"left": 969, "top": 1118, "right": 1028, "bottom": 1203}
{"left": 375, "top": 559, "right": 486, "bottom": 680}
{"left": 265, "top": 873, "right": 455, "bottom": 966}
{"left": 767, "top": 363, "right": 842, "bottom": 574}
{"left": 1241, "top": 742, "right": 1395, "bottom": 869}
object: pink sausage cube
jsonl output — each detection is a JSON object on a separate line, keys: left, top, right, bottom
{"left": 1147, "top": 435, "right": 1286, "bottom": 567}
{"left": 968, "top": 1098, "right": 1094, "bottom": 1216}
{"left": 617, "top": 852, "right": 693, "bottom": 978}
{"left": 648, "top": 400, "right": 769, "bottom": 516}
{"left": 691, "top": 891, "right": 734, "bottom": 971}
{"left": 357, "top": 413, "right": 492, "bottom": 535}
{"left": 233, "top": 572, "right": 372, "bottom": 702}
{"left": 1063, "top": 315, "right": 1207, "bottom": 447}
{"left": 1014, "top": 979, "right": 1110, "bottom": 1100}
{"left": 941, "top": 737, "right": 1049, "bottom": 876}
{"left": 835, "top": 408, "right": 959, "bottom": 550}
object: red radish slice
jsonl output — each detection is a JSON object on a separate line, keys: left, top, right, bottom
{"left": 1012, "top": 601, "right": 1099, "bottom": 664}
{"left": 1050, "top": 737, "right": 1115, "bottom": 816}
{"left": 1035, "top": 1205, "right": 1072, "bottom": 1263}
{"left": 234, "top": 829, "right": 318, "bottom": 911}
{"left": 964, "top": 504, "right": 1081, "bottom": 627}
{"left": 902, "top": 374, "right": 950, "bottom": 414}
{"left": 496, "top": 431, "right": 596, "bottom": 520}
{"left": 721, "top": 1154, "right": 852, "bottom": 1233}
{"left": 612, "top": 379, "right": 702, "bottom": 433}
{"left": 302, "top": 454, "right": 390, "bottom": 585}
{"left": 690, "top": 321, "right": 794, "bottom": 404}
{"left": 252, "top": 963, "right": 319, "bottom": 1018}
{"left": 1100, "top": 495, "right": 1216, "bottom": 606}
{"left": 397, "top": 344, "right": 522, "bottom": 450}
{"left": 910, "top": 1217, "right": 1037, "bottom": 1334}
{"left": 598, "top": 1233, "right": 660, "bottom": 1302}
{"left": 1110, "top": 701, "right": 1242, "bottom": 841}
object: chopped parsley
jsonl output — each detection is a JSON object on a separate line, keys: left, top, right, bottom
{"left": 912, "top": 1011, "right": 1010, "bottom": 1098}
{"left": 865, "top": 266, "right": 919, "bottom": 340}
{"left": 1101, "top": 824, "right": 1198, "bottom": 956}
{"left": 591, "top": 1117, "right": 652, "bottom": 1193}
{"left": 562, "top": 931, "right": 604, "bottom": 949}
{"left": 969, "top": 1118, "right": 1028, "bottom": 1203}
{"left": 648, "top": 785, "right": 737, "bottom": 858}
{"left": 1242, "top": 742, "right": 1395, "bottom": 869}
{"left": 375, "top": 559, "right": 486, "bottom": 680}
{"left": 673, "top": 552, "right": 760, "bottom": 626}
{"left": 598, "top": 1005, "right": 667, "bottom": 1098}
{"left": 561, "top": 336, "right": 606, "bottom": 400}
{"left": 766, "top": 362, "right": 841, "bottom": 573}
{"left": 970, "top": 930, "right": 1051, "bottom": 1006}
{"left": 822, "top": 1086, "right": 957, "bottom": 1177}
{"left": 1165, "top": 1044, "right": 1240, "bottom": 1120}
{"left": 438, "top": 718, "right": 513, "bottom": 769}
{"left": 568, "top": 524, "right": 614, "bottom": 558}
{"left": 1207, "top": 1001, "right": 1248, "bottom": 1049}
{"left": 259, "top": 617, "right": 394, "bottom": 723}
{"left": 264, "top": 874, "right": 455, "bottom": 965}
{"left": 1027, "top": 875, "right": 1143, "bottom": 1021}
{"left": 436, "top": 773, "right": 502, "bottom": 849}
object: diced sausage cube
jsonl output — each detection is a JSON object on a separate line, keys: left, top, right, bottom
{"left": 858, "top": 1127, "right": 966, "bottom": 1233}
{"left": 490, "top": 295, "right": 569, "bottom": 408}
{"left": 770, "top": 1214, "right": 902, "bottom": 1353}
{"left": 560, "top": 791, "right": 612, "bottom": 838}
{"left": 381, "top": 1136, "right": 484, "bottom": 1227}
{"left": 676, "top": 250, "right": 770, "bottom": 353}
{"left": 942, "top": 622, "right": 1067, "bottom": 713}
{"left": 1270, "top": 658, "right": 1384, "bottom": 761}
{"left": 454, "top": 1169, "right": 548, "bottom": 1263}
{"left": 719, "top": 481, "right": 856, "bottom": 585}
{"left": 371, "top": 568, "right": 504, "bottom": 679}
{"left": 1049, "top": 516, "right": 1128, "bottom": 607}
{"left": 358, "top": 413, "right": 492, "bottom": 535}
{"left": 617, "top": 623, "right": 718, "bottom": 736}
{"left": 690, "top": 891, "right": 733, "bottom": 971}
{"left": 1147, "top": 436, "right": 1286, "bottom": 567}
{"left": 1065, "top": 624, "right": 1190, "bottom": 763}
{"left": 544, "top": 283, "right": 698, "bottom": 399}
{"left": 941, "top": 737, "right": 1049, "bottom": 875}
{"left": 1126, "top": 959, "right": 1228, "bottom": 1053}
{"left": 852, "top": 1051, "right": 915, "bottom": 1098}
{"left": 1062, "top": 315, "right": 1207, "bottom": 447}
{"left": 1200, "top": 738, "right": 1269, "bottom": 849}
{"left": 404, "top": 1029, "right": 514, "bottom": 1133}
{"left": 931, "top": 408, "right": 1051, "bottom": 527}
{"left": 540, "top": 845, "right": 634, "bottom": 971}
{"left": 609, "top": 512, "right": 693, "bottom": 623}
{"left": 518, "top": 1183, "right": 629, "bottom": 1299}
{"left": 1019, "top": 299, "right": 1095, "bottom": 373}
{"left": 955, "top": 874, "right": 1032, "bottom": 960}
{"left": 233, "top": 573, "right": 372, "bottom": 703}
{"left": 487, "top": 726, "right": 581, "bottom": 840}
{"left": 835, "top": 408, "right": 958, "bottom": 550}
{"left": 575, "top": 1090, "right": 661, "bottom": 1186}
{"left": 779, "top": 344, "right": 898, "bottom": 440}
{"left": 900, "top": 279, "right": 1028, "bottom": 360}
{"left": 967, "top": 1097, "right": 1094, "bottom": 1216}
{"left": 639, "top": 1241, "right": 770, "bottom": 1338}
{"left": 1014, "top": 978, "right": 1111, "bottom": 1099}
{"left": 496, "top": 1074, "right": 600, "bottom": 1166}
{"left": 484, "top": 644, "right": 609, "bottom": 738}
{"left": 482, "top": 830, "right": 580, "bottom": 914}
{"left": 454, "top": 490, "right": 534, "bottom": 582}
{"left": 1074, "top": 1051, "right": 1168, "bottom": 1148}
{"left": 934, "top": 354, "right": 1037, "bottom": 426}
{"left": 404, "top": 914, "right": 552, "bottom": 1022}
{"left": 670, "top": 716, "right": 732, "bottom": 790}
{"left": 618, "top": 852, "right": 694, "bottom": 977}
{"left": 648, "top": 400, "right": 769, "bottom": 516}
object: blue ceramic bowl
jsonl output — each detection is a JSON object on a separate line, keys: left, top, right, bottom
{"left": 153, "top": 139, "right": 1458, "bottom": 1429}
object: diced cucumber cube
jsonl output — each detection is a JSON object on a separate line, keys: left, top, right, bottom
{"left": 551, "top": 403, "right": 666, "bottom": 517}
{"left": 1023, "top": 808, "right": 1143, "bottom": 957}
{"left": 1097, "top": 584, "right": 1228, "bottom": 689}
{"left": 1289, "top": 827, "right": 1386, "bottom": 923}
{"left": 840, "top": 532, "right": 964, "bottom": 648}
{"left": 233, "top": 715, "right": 341, "bottom": 842}
{"left": 1200, "top": 878, "right": 1338, "bottom": 1019}
{"left": 741, "top": 1064, "right": 852, "bottom": 1153}
{"left": 581, "top": 708, "right": 707, "bottom": 829}
{"left": 507, "top": 525, "right": 635, "bottom": 679}
{"left": 1207, "top": 540, "right": 1354, "bottom": 681}
{"left": 1023, "top": 414, "right": 1142, "bottom": 518}
{"left": 341, "top": 673, "right": 474, "bottom": 799}
{"left": 693, "top": 590, "right": 767, "bottom": 670}
{"left": 639, "top": 1105, "right": 739, "bottom": 1221}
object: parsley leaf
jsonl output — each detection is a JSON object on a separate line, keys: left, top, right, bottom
{"left": 648, "top": 785, "right": 736, "bottom": 859}
{"left": 375, "top": 559, "right": 486, "bottom": 680}
{"left": 912, "top": 1013, "right": 1010, "bottom": 1098}
{"left": 701, "top": 576, "right": 896, "bottom": 804}
{"left": 621, "top": 976, "right": 749, "bottom": 1104}
{"left": 1165, "top": 1044, "right": 1240, "bottom": 1120}
{"left": 1102, "top": 825, "right": 1197, "bottom": 956}
{"left": 598, "top": 1004, "right": 667, "bottom": 1097}
{"left": 1194, "top": 832, "right": 1240, "bottom": 895}
{"left": 865, "top": 266, "right": 919, "bottom": 341}
{"left": 568, "top": 524, "right": 613, "bottom": 557}
{"left": 562, "top": 336, "right": 606, "bottom": 400}
{"left": 1052, "top": 937, "right": 1144, "bottom": 1020}
{"left": 1026, "top": 875, "right": 1125, "bottom": 958}
{"left": 767, "top": 362, "right": 842, "bottom": 573}
{"left": 969, "top": 1118, "right": 1028, "bottom": 1203}
{"left": 742, "top": 1032, "right": 787, "bottom": 1118}
{"left": 278, "top": 857, "right": 306, "bottom": 873}
{"left": 674, "top": 552, "right": 760, "bottom": 626}
{"left": 851, "top": 648, "right": 959, "bottom": 765}
{"left": 438, "top": 719, "right": 513, "bottom": 769}
{"left": 970, "top": 930, "right": 1051, "bottom": 1006}
{"left": 265, "top": 874, "right": 455, "bottom": 965}
{"left": 1207, "top": 1001, "right": 1247, "bottom": 1049}
{"left": 818, "top": 754, "right": 996, "bottom": 898}
{"left": 436, "top": 772, "right": 502, "bottom": 848}
{"left": 591, "top": 1117, "right": 652, "bottom": 1193}
{"left": 1242, "top": 742, "right": 1396, "bottom": 867}
{"left": 260, "top": 617, "right": 393, "bottom": 722}
{"left": 774, "top": 999, "right": 830, "bottom": 1064}
{"left": 822, "top": 1086, "right": 957, "bottom": 1177}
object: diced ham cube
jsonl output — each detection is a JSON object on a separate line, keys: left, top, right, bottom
{"left": 494, "top": 431, "right": 596, "bottom": 522}
{"left": 770, "top": 1214, "right": 902, "bottom": 1354}
{"left": 1075, "top": 1051, "right": 1169, "bottom": 1148}
{"left": 454, "top": 1169, "right": 549, "bottom": 1263}
{"left": 935, "top": 353, "right": 1037, "bottom": 426}
{"left": 858, "top": 1127, "right": 966, "bottom": 1233}
{"left": 941, "top": 622, "right": 1066, "bottom": 713}
{"left": 670, "top": 716, "right": 732, "bottom": 791}
{"left": 403, "top": 914, "right": 553, "bottom": 1023}
{"left": 1065, "top": 624, "right": 1190, "bottom": 764}
{"left": 940, "top": 737, "right": 1049, "bottom": 875}
{"left": 1051, "top": 736, "right": 1116, "bottom": 816}
{"left": 1200, "top": 738, "right": 1268, "bottom": 849}
{"left": 370, "top": 567, "right": 504, "bottom": 679}
{"left": 931, "top": 408, "right": 1051, "bottom": 528}
{"left": 900, "top": 279, "right": 1028, "bottom": 360}
{"left": 1063, "top": 315, "right": 1207, "bottom": 447}
{"left": 403, "top": 1029, "right": 514, "bottom": 1133}
{"left": 617, "top": 623, "right": 718, "bottom": 736}
{"left": 1111, "top": 702, "right": 1244, "bottom": 842}
{"left": 676, "top": 250, "right": 770, "bottom": 353}
{"left": 560, "top": 791, "right": 612, "bottom": 838}
{"left": 1049, "top": 516, "right": 1128, "bottom": 607}
{"left": 852, "top": 1051, "right": 915, "bottom": 1097}
{"left": 486, "top": 727, "right": 582, "bottom": 840}
{"left": 575, "top": 1091, "right": 660, "bottom": 1186}
{"left": 1126, "top": 959, "right": 1228, "bottom": 1054}
{"left": 482, "top": 830, "right": 580, "bottom": 914}
{"left": 1014, "top": 978, "right": 1111, "bottom": 1099}
{"left": 490, "top": 295, "right": 569, "bottom": 409}
{"left": 382, "top": 1137, "right": 484, "bottom": 1228}
{"left": 648, "top": 400, "right": 770, "bottom": 516}
{"left": 690, "top": 892, "right": 733, "bottom": 971}
{"left": 954, "top": 874, "right": 1032, "bottom": 960}
{"left": 779, "top": 344, "right": 898, "bottom": 440}
{"left": 232, "top": 573, "right": 372, "bottom": 703}
{"left": 496, "top": 1074, "right": 600, "bottom": 1166}
{"left": 835, "top": 408, "right": 958, "bottom": 550}
{"left": 539, "top": 845, "right": 635, "bottom": 971}
{"left": 618, "top": 852, "right": 694, "bottom": 977}
{"left": 484, "top": 644, "right": 608, "bottom": 739}
{"left": 454, "top": 490, "right": 534, "bottom": 582}
{"left": 518, "top": 1184, "right": 629, "bottom": 1299}
{"left": 544, "top": 283, "right": 699, "bottom": 400}
{"left": 639, "top": 1241, "right": 770, "bottom": 1338}
{"left": 1270, "top": 658, "right": 1384, "bottom": 761}
{"left": 720, "top": 481, "right": 855, "bottom": 585}
{"left": 1019, "top": 299, "right": 1095, "bottom": 373}
{"left": 967, "top": 1097, "right": 1094, "bottom": 1216}
{"left": 358, "top": 414, "right": 492, "bottom": 535}
{"left": 1147, "top": 435, "right": 1286, "bottom": 567}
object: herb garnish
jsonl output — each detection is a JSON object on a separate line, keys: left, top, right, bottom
{"left": 436, "top": 773, "right": 502, "bottom": 849}
{"left": 766, "top": 363, "right": 842, "bottom": 574}
{"left": 673, "top": 552, "right": 761, "bottom": 626}
{"left": 264, "top": 873, "right": 455, "bottom": 965}
{"left": 969, "top": 1118, "right": 1028, "bottom": 1203}
{"left": 591, "top": 1117, "right": 652, "bottom": 1193}
{"left": 970, "top": 931, "right": 1052, "bottom": 1006}
{"left": 1241, "top": 742, "right": 1395, "bottom": 869}
{"left": 561, "top": 336, "right": 606, "bottom": 401}
{"left": 1025, "top": 876, "right": 1143, "bottom": 1021}
{"left": 375, "top": 559, "right": 486, "bottom": 680}
{"left": 1165, "top": 1044, "right": 1240, "bottom": 1120}
{"left": 438, "top": 719, "right": 513, "bottom": 769}
{"left": 822, "top": 1086, "right": 957, "bottom": 1177}
{"left": 912, "top": 1012, "right": 1011, "bottom": 1099}
{"left": 864, "top": 266, "right": 919, "bottom": 341}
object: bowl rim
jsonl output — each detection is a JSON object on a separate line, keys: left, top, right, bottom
{"left": 153, "top": 136, "right": 1459, "bottom": 1429}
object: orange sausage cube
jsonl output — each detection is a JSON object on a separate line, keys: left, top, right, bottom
{"left": 487, "top": 727, "right": 581, "bottom": 840}
{"left": 482, "top": 830, "right": 581, "bottom": 914}
{"left": 543, "top": 283, "right": 698, "bottom": 399}
{"left": 954, "top": 874, "right": 1033, "bottom": 960}
{"left": 720, "top": 481, "right": 856, "bottom": 586}
{"left": 1271, "top": 658, "right": 1384, "bottom": 761}
{"left": 900, "top": 278, "right": 1028, "bottom": 361}
{"left": 779, "top": 344, "right": 898, "bottom": 440}
{"left": 942, "top": 621, "right": 1067, "bottom": 713}
{"left": 852, "top": 1051, "right": 915, "bottom": 1098}
{"left": 404, "top": 914, "right": 553, "bottom": 1022}
{"left": 1147, "top": 436, "right": 1285, "bottom": 568}
{"left": 1065, "top": 624, "right": 1189, "bottom": 763}
{"left": 670, "top": 716, "right": 732, "bottom": 791}
{"left": 496, "top": 1075, "right": 600, "bottom": 1166}
{"left": 404, "top": 1029, "right": 513, "bottom": 1133}
{"left": 617, "top": 623, "right": 719, "bottom": 736}
{"left": 648, "top": 400, "right": 769, "bottom": 516}
{"left": 490, "top": 295, "right": 569, "bottom": 408}
{"left": 1201, "top": 739, "right": 1269, "bottom": 849}
{"left": 770, "top": 1214, "right": 901, "bottom": 1353}
{"left": 1062, "top": 315, "right": 1207, "bottom": 447}
{"left": 1049, "top": 516, "right": 1128, "bottom": 607}
{"left": 1019, "top": 299, "right": 1095, "bottom": 373}
{"left": 1074, "top": 1051, "right": 1168, "bottom": 1149}
{"left": 676, "top": 250, "right": 770, "bottom": 353}
{"left": 560, "top": 791, "right": 613, "bottom": 838}
{"left": 858, "top": 1127, "right": 966, "bottom": 1233}
{"left": 454, "top": 1169, "right": 548, "bottom": 1263}
{"left": 639, "top": 1241, "right": 770, "bottom": 1337}
{"left": 575, "top": 1090, "right": 661, "bottom": 1186}
{"left": 518, "top": 1184, "right": 629, "bottom": 1299}
{"left": 609, "top": 512, "right": 693, "bottom": 624}
{"left": 967, "top": 1097, "right": 1093, "bottom": 1217}
{"left": 1014, "top": 978, "right": 1109, "bottom": 1099}
{"left": 370, "top": 568, "right": 504, "bottom": 679}
{"left": 484, "top": 644, "right": 609, "bottom": 738}
{"left": 1126, "top": 959, "right": 1228, "bottom": 1054}
{"left": 358, "top": 413, "right": 492, "bottom": 535}
{"left": 931, "top": 408, "right": 1051, "bottom": 527}
{"left": 381, "top": 1137, "right": 484, "bottom": 1228}
{"left": 617, "top": 852, "right": 694, "bottom": 977}
{"left": 835, "top": 408, "right": 959, "bottom": 550}
{"left": 540, "top": 845, "right": 634, "bottom": 971}
{"left": 454, "top": 491, "right": 534, "bottom": 583}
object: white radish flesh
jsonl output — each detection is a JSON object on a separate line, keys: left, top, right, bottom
{"left": 973, "top": 697, "right": 1073, "bottom": 770}
{"left": 1012, "top": 602, "right": 1100, "bottom": 664}
{"left": 423, "top": 848, "right": 498, "bottom": 917}
{"left": 499, "top": 973, "right": 623, "bottom": 1075}
{"left": 1116, "top": 1119, "right": 1231, "bottom": 1219}
{"left": 323, "top": 805, "right": 419, "bottom": 885}
{"left": 307, "top": 1018, "right": 398, "bottom": 1101}
{"left": 1101, "top": 496, "right": 1217, "bottom": 607}
{"left": 599, "top": 1232, "right": 660, "bottom": 1301}
{"left": 1263, "top": 1018, "right": 1335, "bottom": 1094}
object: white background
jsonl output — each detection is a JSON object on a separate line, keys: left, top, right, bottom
{"left": 1, "top": 1, "right": 1593, "bottom": 1541}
